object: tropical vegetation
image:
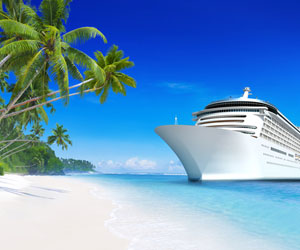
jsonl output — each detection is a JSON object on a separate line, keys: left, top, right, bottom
{"left": 47, "top": 123, "right": 72, "bottom": 150}
{"left": 61, "top": 158, "right": 95, "bottom": 173}
{"left": 2, "top": 143, "right": 96, "bottom": 175}
{"left": 0, "top": 0, "right": 136, "bottom": 175}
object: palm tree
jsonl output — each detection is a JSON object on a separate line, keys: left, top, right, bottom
{"left": 0, "top": 0, "right": 107, "bottom": 123}
{"left": 0, "top": 45, "right": 137, "bottom": 120}
{"left": 47, "top": 123, "right": 72, "bottom": 150}
{"left": 30, "top": 123, "right": 45, "bottom": 139}
{"left": 84, "top": 45, "right": 136, "bottom": 103}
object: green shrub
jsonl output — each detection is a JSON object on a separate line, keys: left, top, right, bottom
{"left": 0, "top": 166, "right": 4, "bottom": 176}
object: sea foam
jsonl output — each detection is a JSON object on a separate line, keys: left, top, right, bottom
{"left": 82, "top": 174, "right": 293, "bottom": 250}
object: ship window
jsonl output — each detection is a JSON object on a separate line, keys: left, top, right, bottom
{"left": 288, "top": 154, "right": 294, "bottom": 158}
{"left": 197, "top": 109, "right": 259, "bottom": 118}
{"left": 270, "top": 147, "right": 287, "bottom": 155}
{"left": 206, "top": 125, "right": 257, "bottom": 129}
{"left": 200, "top": 115, "right": 246, "bottom": 121}
{"left": 199, "top": 120, "right": 244, "bottom": 125}
{"left": 238, "top": 131, "right": 255, "bottom": 135}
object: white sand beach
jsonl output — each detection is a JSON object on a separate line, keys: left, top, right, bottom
{"left": 0, "top": 175, "right": 129, "bottom": 250}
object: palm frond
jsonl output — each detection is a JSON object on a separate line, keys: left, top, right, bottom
{"left": 113, "top": 57, "right": 134, "bottom": 71}
{"left": 0, "top": 40, "right": 40, "bottom": 57}
{"left": 100, "top": 84, "right": 109, "bottom": 104}
{"left": 115, "top": 72, "right": 136, "bottom": 88}
{"left": 39, "top": 0, "right": 72, "bottom": 32}
{"left": 3, "top": 52, "right": 35, "bottom": 72}
{"left": 0, "top": 10, "right": 10, "bottom": 20}
{"left": 13, "top": 49, "right": 45, "bottom": 95}
{"left": 94, "top": 51, "right": 105, "bottom": 68}
{"left": 36, "top": 106, "right": 49, "bottom": 124}
{"left": 62, "top": 0, "right": 72, "bottom": 23}
{"left": 83, "top": 70, "right": 97, "bottom": 88}
{"left": 39, "top": 0, "right": 64, "bottom": 28}
{"left": 52, "top": 54, "right": 69, "bottom": 103}
{"left": 82, "top": 69, "right": 105, "bottom": 95}
{"left": 0, "top": 19, "right": 40, "bottom": 39}
{"left": 104, "top": 64, "right": 116, "bottom": 72}
{"left": 21, "top": 4, "right": 44, "bottom": 30}
{"left": 111, "top": 75, "right": 126, "bottom": 95}
{"left": 95, "top": 86, "right": 104, "bottom": 96}
{"left": 42, "top": 24, "right": 60, "bottom": 45}
{"left": 105, "top": 45, "right": 124, "bottom": 64}
{"left": 67, "top": 47, "right": 105, "bottom": 84}
{"left": 1, "top": 36, "right": 16, "bottom": 46}
{"left": 67, "top": 47, "right": 94, "bottom": 68}
{"left": 65, "top": 56, "right": 83, "bottom": 81}
{"left": 63, "top": 27, "right": 107, "bottom": 44}
{"left": 61, "top": 41, "right": 70, "bottom": 50}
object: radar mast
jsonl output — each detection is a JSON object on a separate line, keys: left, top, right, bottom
{"left": 242, "top": 87, "right": 252, "bottom": 99}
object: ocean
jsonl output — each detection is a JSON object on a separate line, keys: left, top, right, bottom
{"left": 76, "top": 174, "right": 300, "bottom": 250}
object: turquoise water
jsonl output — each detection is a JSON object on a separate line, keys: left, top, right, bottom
{"left": 76, "top": 174, "right": 300, "bottom": 250}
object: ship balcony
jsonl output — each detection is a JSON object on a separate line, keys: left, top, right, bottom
{"left": 199, "top": 123, "right": 257, "bottom": 135}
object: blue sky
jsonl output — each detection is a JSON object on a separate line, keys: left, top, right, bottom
{"left": 27, "top": 0, "right": 300, "bottom": 173}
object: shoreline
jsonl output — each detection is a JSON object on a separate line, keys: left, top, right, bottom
{"left": 0, "top": 174, "right": 129, "bottom": 250}
{"left": 82, "top": 174, "right": 284, "bottom": 250}
{"left": 0, "top": 174, "right": 287, "bottom": 250}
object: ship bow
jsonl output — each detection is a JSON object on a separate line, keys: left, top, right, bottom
{"left": 155, "top": 125, "right": 261, "bottom": 181}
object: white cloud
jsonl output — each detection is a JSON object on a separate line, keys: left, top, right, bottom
{"left": 168, "top": 160, "right": 184, "bottom": 173}
{"left": 96, "top": 158, "right": 186, "bottom": 174}
{"left": 160, "top": 81, "right": 207, "bottom": 94}
{"left": 125, "top": 157, "right": 157, "bottom": 170}
{"left": 166, "top": 82, "right": 193, "bottom": 90}
{"left": 97, "top": 160, "right": 122, "bottom": 170}
{"left": 97, "top": 157, "right": 157, "bottom": 173}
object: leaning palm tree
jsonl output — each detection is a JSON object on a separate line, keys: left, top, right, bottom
{"left": 47, "top": 123, "right": 72, "bottom": 150}
{"left": 0, "top": 0, "right": 106, "bottom": 123}
{"left": 0, "top": 46, "right": 137, "bottom": 120}
{"left": 84, "top": 45, "right": 136, "bottom": 103}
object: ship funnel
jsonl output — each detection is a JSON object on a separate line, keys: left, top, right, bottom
{"left": 242, "top": 87, "right": 252, "bottom": 99}
{"left": 175, "top": 115, "right": 178, "bottom": 125}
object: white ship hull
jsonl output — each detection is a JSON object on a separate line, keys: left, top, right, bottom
{"left": 155, "top": 125, "right": 300, "bottom": 181}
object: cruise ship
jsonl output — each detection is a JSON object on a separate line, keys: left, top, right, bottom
{"left": 155, "top": 88, "right": 300, "bottom": 181}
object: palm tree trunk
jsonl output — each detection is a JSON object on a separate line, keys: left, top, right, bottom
{"left": 0, "top": 78, "right": 93, "bottom": 113}
{"left": 0, "top": 129, "right": 15, "bottom": 142}
{"left": 0, "top": 61, "right": 46, "bottom": 123}
{"left": 0, "top": 134, "right": 22, "bottom": 152}
{"left": 1, "top": 145, "right": 31, "bottom": 160}
{"left": 0, "top": 141, "right": 31, "bottom": 159}
{"left": 3, "top": 87, "right": 103, "bottom": 119}
{"left": 0, "top": 139, "right": 39, "bottom": 144}
{"left": 0, "top": 54, "right": 11, "bottom": 68}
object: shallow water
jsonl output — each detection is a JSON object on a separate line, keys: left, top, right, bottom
{"left": 76, "top": 174, "right": 300, "bottom": 250}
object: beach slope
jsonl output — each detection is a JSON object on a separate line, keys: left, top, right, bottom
{"left": 0, "top": 175, "right": 128, "bottom": 250}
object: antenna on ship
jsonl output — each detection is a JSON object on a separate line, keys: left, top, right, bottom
{"left": 242, "top": 87, "right": 252, "bottom": 99}
{"left": 175, "top": 115, "right": 178, "bottom": 125}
